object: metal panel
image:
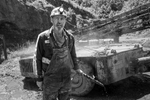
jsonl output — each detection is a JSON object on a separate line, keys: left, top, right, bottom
{"left": 95, "top": 48, "right": 146, "bottom": 85}
{"left": 107, "top": 48, "right": 145, "bottom": 83}
{"left": 19, "top": 56, "right": 37, "bottom": 78}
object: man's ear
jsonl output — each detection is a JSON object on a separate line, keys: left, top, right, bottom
{"left": 50, "top": 17, "right": 53, "bottom": 23}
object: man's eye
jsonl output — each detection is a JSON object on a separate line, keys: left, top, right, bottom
{"left": 61, "top": 17, "right": 66, "bottom": 20}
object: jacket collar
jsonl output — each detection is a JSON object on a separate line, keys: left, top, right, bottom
{"left": 46, "top": 26, "right": 68, "bottom": 38}
{"left": 46, "top": 27, "right": 53, "bottom": 38}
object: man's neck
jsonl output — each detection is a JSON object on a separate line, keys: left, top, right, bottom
{"left": 53, "top": 28, "right": 63, "bottom": 37}
{"left": 54, "top": 30, "right": 63, "bottom": 36}
{"left": 53, "top": 28, "right": 65, "bottom": 46}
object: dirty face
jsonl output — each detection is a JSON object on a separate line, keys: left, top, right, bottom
{"left": 51, "top": 15, "right": 66, "bottom": 32}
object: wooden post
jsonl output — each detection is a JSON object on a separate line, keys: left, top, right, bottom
{"left": 0, "top": 35, "right": 7, "bottom": 59}
{"left": 3, "top": 35, "right": 7, "bottom": 59}
{"left": 109, "top": 32, "right": 120, "bottom": 43}
{"left": 113, "top": 35, "right": 119, "bottom": 43}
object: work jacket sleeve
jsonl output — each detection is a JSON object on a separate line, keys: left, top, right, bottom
{"left": 70, "top": 37, "right": 79, "bottom": 70}
{"left": 35, "top": 35, "right": 43, "bottom": 81}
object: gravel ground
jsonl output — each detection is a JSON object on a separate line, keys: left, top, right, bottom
{"left": 1, "top": 58, "right": 150, "bottom": 100}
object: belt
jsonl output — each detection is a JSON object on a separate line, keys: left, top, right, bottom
{"left": 42, "top": 57, "right": 51, "bottom": 64}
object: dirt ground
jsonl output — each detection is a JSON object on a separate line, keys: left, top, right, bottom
{"left": 1, "top": 36, "right": 150, "bottom": 100}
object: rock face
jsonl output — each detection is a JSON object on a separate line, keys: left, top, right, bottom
{"left": 0, "top": 0, "right": 52, "bottom": 47}
{"left": 0, "top": 0, "right": 51, "bottom": 30}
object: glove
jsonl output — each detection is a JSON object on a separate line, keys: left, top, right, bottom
{"left": 76, "top": 69, "right": 84, "bottom": 75}
{"left": 36, "top": 81, "right": 43, "bottom": 90}
{"left": 71, "top": 69, "right": 83, "bottom": 75}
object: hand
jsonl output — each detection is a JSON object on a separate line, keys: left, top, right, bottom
{"left": 36, "top": 81, "right": 43, "bottom": 90}
{"left": 76, "top": 69, "right": 84, "bottom": 75}
{"left": 71, "top": 69, "right": 83, "bottom": 75}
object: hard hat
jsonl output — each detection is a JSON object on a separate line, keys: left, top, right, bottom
{"left": 50, "top": 7, "right": 67, "bottom": 17}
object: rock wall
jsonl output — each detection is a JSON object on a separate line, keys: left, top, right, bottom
{"left": 0, "top": 0, "right": 52, "bottom": 48}
{"left": 0, "top": 0, "right": 51, "bottom": 30}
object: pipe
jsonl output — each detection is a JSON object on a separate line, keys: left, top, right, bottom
{"left": 78, "top": 70, "right": 105, "bottom": 87}
{"left": 137, "top": 56, "right": 150, "bottom": 63}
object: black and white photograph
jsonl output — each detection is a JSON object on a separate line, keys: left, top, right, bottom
{"left": 0, "top": 0, "right": 150, "bottom": 100}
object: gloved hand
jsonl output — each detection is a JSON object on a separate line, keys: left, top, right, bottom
{"left": 36, "top": 81, "right": 43, "bottom": 90}
{"left": 76, "top": 69, "right": 84, "bottom": 75}
{"left": 71, "top": 69, "right": 83, "bottom": 75}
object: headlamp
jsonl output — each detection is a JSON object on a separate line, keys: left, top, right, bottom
{"left": 50, "top": 6, "right": 67, "bottom": 17}
{"left": 59, "top": 7, "right": 64, "bottom": 14}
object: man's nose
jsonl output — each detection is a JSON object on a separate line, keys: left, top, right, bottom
{"left": 58, "top": 18, "right": 62, "bottom": 22}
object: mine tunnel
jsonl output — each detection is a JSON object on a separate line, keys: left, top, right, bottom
{"left": 0, "top": 20, "right": 23, "bottom": 48}
{"left": 0, "top": 20, "right": 22, "bottom": 62}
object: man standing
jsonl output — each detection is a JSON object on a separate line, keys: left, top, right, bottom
{"left": 35, "top": 6, "right": 81, "bottom": 100}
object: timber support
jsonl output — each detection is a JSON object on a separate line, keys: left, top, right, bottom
{"left": 0, "top": 34, "right": 7, "bottom": 60}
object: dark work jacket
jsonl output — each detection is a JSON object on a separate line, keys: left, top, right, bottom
{"left": 35, "top": 27, "right": 79, "bottom": 81}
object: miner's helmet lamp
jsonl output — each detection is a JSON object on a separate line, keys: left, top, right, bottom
{"left": 50, "top": 6, "right": 67, "bottom": 17}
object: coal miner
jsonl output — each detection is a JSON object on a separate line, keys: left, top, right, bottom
{"left": 35, "top": 6, "right": 82, "bottom": 100}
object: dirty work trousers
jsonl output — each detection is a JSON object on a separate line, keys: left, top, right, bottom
{"left": 43, "top": 68, "right": 71, "bottom": 100}
{"left": 43, "top": 46, "right": 73, "bottom": 100}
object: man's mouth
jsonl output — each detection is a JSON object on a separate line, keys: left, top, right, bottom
{"left": 57, "top": 24, "right": 62, "bottom": 27}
